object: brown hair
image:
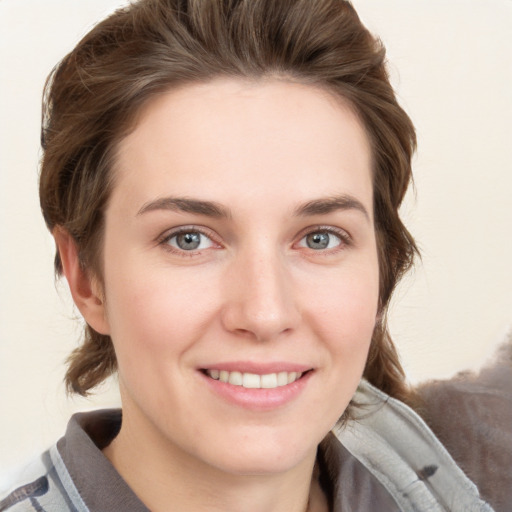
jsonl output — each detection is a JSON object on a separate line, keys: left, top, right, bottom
{"left": 40, "top": 0, "right": 418, "bottom": 402}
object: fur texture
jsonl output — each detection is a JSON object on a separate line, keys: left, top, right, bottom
{"left": 416, "top": 336, "right": 512, "bottom": 512}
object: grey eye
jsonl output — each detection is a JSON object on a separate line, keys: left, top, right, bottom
{"left": 168, "top": 231, "right": 213, "bottom": 251}
{"left": 302, "top": 231, "right": 342, "bottom": 250}
{"left": 306, "top": 232, "right": 329, "bottom": 249}
{"left": 176, "top": 232, "right": 201, "bottom": 250}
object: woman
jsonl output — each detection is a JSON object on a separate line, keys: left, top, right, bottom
{"left": 0, "top": 0, "right": 496, "bottom": 510}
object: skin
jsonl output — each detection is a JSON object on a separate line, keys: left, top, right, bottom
{"left": 56, "top": 78, "right": 379, "bottom": 512}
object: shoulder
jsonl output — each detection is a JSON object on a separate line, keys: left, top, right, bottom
{"left": 0, "top": 450, "right": 70, "bottom": 512}
{"left": 0, "top": 437, "right": 90, "bottom": 512}
{"left": 1, "top": 477, "right": 49, "bottom": 512}
{"left": 335, "top": 380, "right": 494, "bottom": 511}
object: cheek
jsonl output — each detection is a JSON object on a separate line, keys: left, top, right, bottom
{"left": 102, "top": 265, "right": 221, "bottom": 357}
{"left": 100, "top": 273, "right": 213, "bottom": 408}
{"left": 309, "top": 266, "right": 379, "bottom": 334}
{"left": 305, "top": 261, "right": 379, "bottom": 378}
{"left": 301, "top": 265, "right": 379, "bottom": 428}
{"left": 339, "top": 275, "right": 379, "bottom": 331}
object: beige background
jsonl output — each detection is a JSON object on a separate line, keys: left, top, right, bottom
{"left": 1, "top": 0, "right": 511, "bottom": 483}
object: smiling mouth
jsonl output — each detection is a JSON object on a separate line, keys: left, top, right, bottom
{"left": 203, "top": 369, "right": 306, "bottom": 389}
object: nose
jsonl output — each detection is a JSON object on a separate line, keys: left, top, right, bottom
{"left": 220, "top": 247, "right": 301, "bottom": 342}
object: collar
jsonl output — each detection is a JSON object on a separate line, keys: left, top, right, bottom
{"left": 56, "top": 409, "right": 149, "bottom": 511}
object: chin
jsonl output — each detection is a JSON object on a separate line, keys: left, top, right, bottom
{"left": 213, "top": 451, "right": 310, "bottom": 477}
{"left": 195, "top": 425, "right": 320, "bottom": 476}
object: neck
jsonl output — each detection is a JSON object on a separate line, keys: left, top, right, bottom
{"left": 103, "top": 412, "right": 326, "bottom": 512}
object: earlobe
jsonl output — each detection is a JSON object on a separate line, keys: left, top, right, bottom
{"left": 53, "top": 227, "right": 110, "bottom": 335}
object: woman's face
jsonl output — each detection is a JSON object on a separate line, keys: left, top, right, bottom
{"left": 99, "top": 78, "right": 379, "bottom": 475}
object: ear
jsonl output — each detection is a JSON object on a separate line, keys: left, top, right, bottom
{"left": 53, "top": 227, "right": 111, "bottom": 335}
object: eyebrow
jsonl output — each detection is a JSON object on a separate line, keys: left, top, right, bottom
{"left": 137, "top": 197, "right": 230, "bottom": 218}
{"left": 294, "top": 194, "right": 370, "bottom": 221}
{"left": 137, "top": 193, "right": 370, "bottom": 221}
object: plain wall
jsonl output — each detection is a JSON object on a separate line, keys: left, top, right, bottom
{"left": 1, "top": 0, "right": 511, "bottom": 481}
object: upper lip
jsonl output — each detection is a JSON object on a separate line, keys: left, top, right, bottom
{"left": 199, "top": 361, "right": 313, "bottom": 374}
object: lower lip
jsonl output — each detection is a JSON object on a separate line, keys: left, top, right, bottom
{"left": 199, "top": 371, "right": 312, "bottom": 411}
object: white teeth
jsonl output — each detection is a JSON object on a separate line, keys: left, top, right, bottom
{"left": 277, "top": 371, "right": 288, "bottom": 386}
{"left": 206, "top": 369, "right": 304, "bottom": 389}
{"left": 261, "top": 373, "right": 278, "bottom": 388}
{"left": 228, "top": 371, "right": 243, "bottom": 386}
{"left": 242, "top": 373, "right": 260, "bottom": 388}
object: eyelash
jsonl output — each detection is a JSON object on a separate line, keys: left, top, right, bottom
{"left": 295, "top": 225, "right": 352, "bottom": 254}
{"left": 157, "top": 225, "right": 352, "bottom": 256}
{"left": 158, "top": 226, "right": 221, "bottom": 255}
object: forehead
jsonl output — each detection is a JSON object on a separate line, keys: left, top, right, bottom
{"left": 112, "top": 78, "right": 373, "bottom": 215}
